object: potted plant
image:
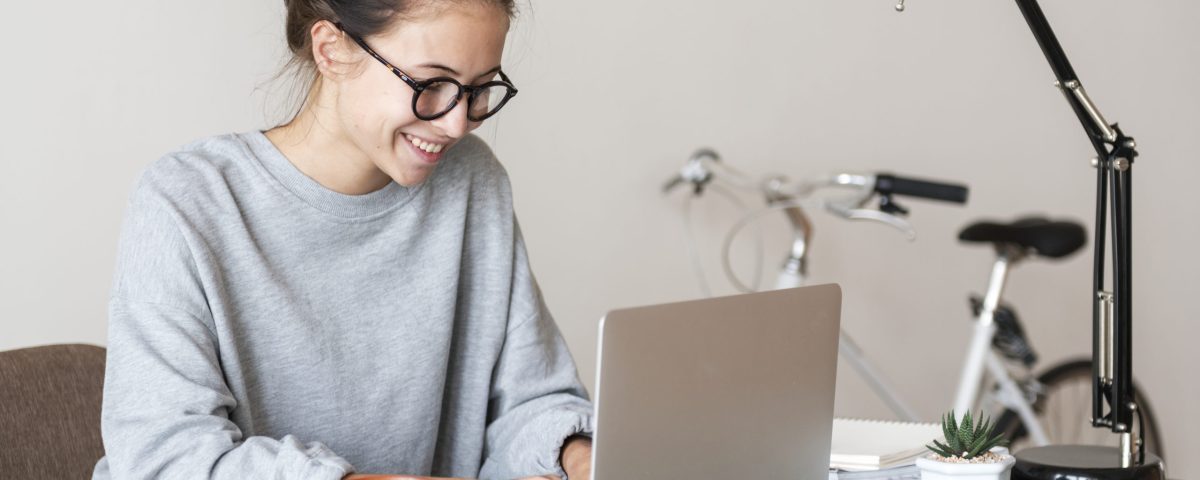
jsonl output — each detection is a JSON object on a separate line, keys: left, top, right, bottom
{"left": 915, "top": 410, "right": 1015, "bottom": 480}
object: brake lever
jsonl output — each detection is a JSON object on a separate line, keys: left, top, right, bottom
{"left": 663, "top": 148, "right": 720, "bottom": 195}
{"left": 825, "top": 198, "right": 917, "bottom": 240}
{"left": 845, "top": 208, "right": 917, "bottom": 240}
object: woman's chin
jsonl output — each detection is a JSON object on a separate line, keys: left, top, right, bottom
{"left": 389, "top": 164, "right": 435, "bottom": 187}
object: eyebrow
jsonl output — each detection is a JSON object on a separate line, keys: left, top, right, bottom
{"left": 416, "top": 63, "right": 503, "bottom": 82}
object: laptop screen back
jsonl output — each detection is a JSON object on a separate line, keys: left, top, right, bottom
{"left": 590, "top": 284, "right": 842, "bottom": 479}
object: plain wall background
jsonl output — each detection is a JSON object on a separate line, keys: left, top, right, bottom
{"left": 2, "top": 0, "right": 1196, "bottom": 476}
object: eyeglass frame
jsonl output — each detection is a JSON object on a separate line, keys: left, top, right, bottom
{"left": 335, "top": 23, "right": 518, "bottom": 122}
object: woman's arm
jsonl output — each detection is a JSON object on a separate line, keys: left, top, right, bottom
{"left": 476, "top": 221, "right": 594, "bottom": 479}
{"left": 99, "top": 188, "right": 354, "bottom": 479}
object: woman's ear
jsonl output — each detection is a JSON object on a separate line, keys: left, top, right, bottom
{"left": 309, "top": 20, "right": 356, "bottom": 81}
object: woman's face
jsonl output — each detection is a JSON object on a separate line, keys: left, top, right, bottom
{"left": 331, "top": 4, "right": 510, "bottom": 186}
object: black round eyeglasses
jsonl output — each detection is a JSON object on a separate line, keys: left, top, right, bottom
{"left": 337, "top": 23, "right": 518, "bottom": 122}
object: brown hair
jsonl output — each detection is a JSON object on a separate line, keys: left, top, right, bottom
{"left": 273, "top": 0, "right": 517, "bottom": 126}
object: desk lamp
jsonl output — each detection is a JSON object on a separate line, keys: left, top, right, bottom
{"left": 894, "top": 1, "right": 1165, "bottom": 478}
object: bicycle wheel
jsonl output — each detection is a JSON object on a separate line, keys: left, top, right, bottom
{"left": 994, "top": 359, "right": 1164, "bottom": 459}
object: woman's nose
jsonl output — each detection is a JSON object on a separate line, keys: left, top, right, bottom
{"left": 431, "top": 98, "right": 472, "bottom": 139}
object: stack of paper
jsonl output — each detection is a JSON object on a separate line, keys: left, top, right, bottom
{"left": 828, "top": 417, "right": 942, "bottom": 473}
{"left": 827, "top": 464, "right": 919, "bottom": 480}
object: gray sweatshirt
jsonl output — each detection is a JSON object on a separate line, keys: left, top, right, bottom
{"left": 92, "top": 131, "right": 593, "bottom": 479}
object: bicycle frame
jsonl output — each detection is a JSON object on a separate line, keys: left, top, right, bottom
{"left": 667, "top": 159, "right": 1052, "bottom": 446}
{"left": 951, "top": 248, "right": 1049, "bottom": 446}
{"left": 768, "top": 182, "right": 925, "bottom": 423}
{"left": 766, "top": 180, "right": 1051, "bottom": 447}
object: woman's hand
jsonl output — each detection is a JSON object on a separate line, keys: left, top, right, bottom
{"left": 560, "top": 435, "right": 593, "bottom": 480}
{"left": 344, "top": 436, "right": 593, "bottom": 480}
{"left": 347, "top": 475, "right": 557, "bottom": 480}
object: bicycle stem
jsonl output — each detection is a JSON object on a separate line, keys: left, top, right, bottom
{"left": 766, "top": 179, "right": 814, "bottom": 288}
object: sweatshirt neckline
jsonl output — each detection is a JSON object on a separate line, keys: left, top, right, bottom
{"left": 241, "top": 130, "right": 414, "bottom": 219}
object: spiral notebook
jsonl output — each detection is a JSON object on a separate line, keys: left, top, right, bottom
{"left": 829, "top": 417, "right": 942, "bottom": 472}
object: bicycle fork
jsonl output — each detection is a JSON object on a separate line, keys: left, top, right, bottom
{"left": 952, "top": 248, "right": 1050, "bottom": 446}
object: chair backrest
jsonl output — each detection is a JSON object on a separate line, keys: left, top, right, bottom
{"left": 0, "top": 343, "right": 106, "bottom": 478}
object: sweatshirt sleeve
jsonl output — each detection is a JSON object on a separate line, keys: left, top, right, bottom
{"left": 478, "top": 221, "right": 594, "bottom": 480}
{"left": 96, "top": 182, "right": 355, "bottom": 479}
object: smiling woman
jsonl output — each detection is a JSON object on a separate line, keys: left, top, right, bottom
{"left": 90, "top": 1, "right": 593, "bottom": 479}
{"left": 267, "top": 0, "right": 516, "bottom": 190}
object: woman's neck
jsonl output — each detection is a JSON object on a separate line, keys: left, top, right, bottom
{"left": 264, "top": 105, "right": 394, "bottom": 196}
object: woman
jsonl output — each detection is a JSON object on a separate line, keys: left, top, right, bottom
{"left": 92, "top": 0, "right": 594, "bottom": 478}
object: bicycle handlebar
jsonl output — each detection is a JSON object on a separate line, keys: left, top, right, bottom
{"left": 662, "top": 149, "right": 970, "bottom": 241}
{"left": 874, "top": 173, "right": 969, "bottom": 204}
{"left": 664, "top": 149, "right": 972, "bottom": 296}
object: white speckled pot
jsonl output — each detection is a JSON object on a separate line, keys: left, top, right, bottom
{"left": 915, "top": 447, "right": 1014, "bottom": 480}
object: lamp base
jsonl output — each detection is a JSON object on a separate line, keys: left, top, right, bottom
{"left": 1013, "top": 445, "right": 1164, "bottom": 480}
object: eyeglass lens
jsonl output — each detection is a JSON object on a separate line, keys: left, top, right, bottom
{"left": 415, "top": 80, "right": 511, "bottom": 121}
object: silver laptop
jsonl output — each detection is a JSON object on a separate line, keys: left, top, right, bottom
{"left": 590, "top": 284, "right": 842, "bottom": 479}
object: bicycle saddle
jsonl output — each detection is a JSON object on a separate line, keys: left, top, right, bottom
{"left": 958, "top": 217, "right": 1086, "bottom": 258}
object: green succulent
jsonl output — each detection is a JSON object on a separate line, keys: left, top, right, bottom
{"left": 926, "top": 410, "right": 1008, "bottom": 460}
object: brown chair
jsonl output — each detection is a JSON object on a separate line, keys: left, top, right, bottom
{"left": 0, "top": 343, "right": 106, "bottom": 478}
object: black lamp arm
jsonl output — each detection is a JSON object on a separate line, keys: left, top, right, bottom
{"left": 1014, "top": 0, "right": 1143, "bottom": 463}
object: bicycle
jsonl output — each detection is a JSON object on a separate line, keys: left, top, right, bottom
{"left": 662, "top": 148, "right": 1164, "bottom": 457}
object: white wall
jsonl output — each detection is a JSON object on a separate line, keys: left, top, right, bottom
{"left": 2, "top": 0, "right": 1196, "bottom": 476}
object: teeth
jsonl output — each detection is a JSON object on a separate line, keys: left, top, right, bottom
{"left": 405, "top": 134, "right": 444, "bottom": 154}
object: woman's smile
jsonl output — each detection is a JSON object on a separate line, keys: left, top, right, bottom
{"left": 402, "top": 133, "right": 449, "bottom": 164}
